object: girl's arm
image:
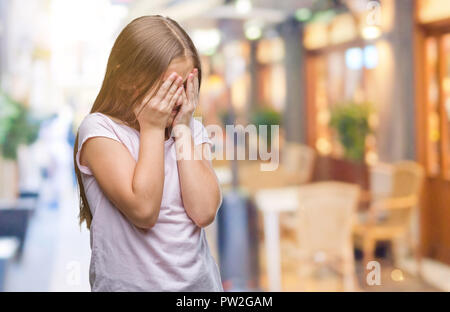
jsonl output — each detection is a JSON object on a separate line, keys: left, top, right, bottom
{"left": 174, "top": 127, "right": 221, "bottom": 228}
{"left": 173, "top": 69, "right": 221, "bottom": 228}
{"left": 80, "top": 73, "right": 184, "bottom": 229}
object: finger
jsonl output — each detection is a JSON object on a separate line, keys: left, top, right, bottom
{"left": 175, "top": 90, "right": 184, "bottom": 106}
{"left": 193, "top": 68, "right": 199, "bottom": 96}
{"left": 181, "top": 88, "right": 189, "bottom": 106}
{"left": 193, "top": 69, "right": 199, "bottom": 107}
{"left": 168, "top": 86, "right": 184, "bottom": 109}
{"left": 154, "top": 72, "right": 179, "bottom": 101}
{"left": 159, "top": 78, "right": 181, "bottom": 111}
{"left": 162, "top": 76, "right": 182, "bottom": 105}
{"left": 186, "top": 72, "right": 195, "bottom": 102}
{"left": 180, "top": 87, "right": 194, "bottom": 113}
{"left": 176, "top": 88, "right": 188, "bottom": 112}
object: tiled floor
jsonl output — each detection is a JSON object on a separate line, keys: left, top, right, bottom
{"left": 257, "top": 244, "right": 440, "bottom": 292}
{"left": 2, "top": 183, "right": 442, "bottom": 292}
{"left": 399, "top": 258, "right": 450, "bottom": 292}
{"left": 4, "top": 174, "right": 91, "bottom": 292}
{"left": 356, "top": 261, "right": 439, "bottom": 292}
{"left": 3, "top": 207, "right": 59, "bottom": 291}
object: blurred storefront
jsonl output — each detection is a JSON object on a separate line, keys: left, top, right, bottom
{"left": 303, "top": 0, "right": 413, "bottom": 167}
{"left": 297, "top": 0, "right": 450, "bottom": 268}
{"left": 415, "top": 0, "right": 450, "bottom": 266}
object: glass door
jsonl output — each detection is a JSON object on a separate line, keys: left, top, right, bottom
{"left": 440, "top": 34, "right": 450, "bottom": 179}
{"left": 424, "top": 33, "right": 450, "bottom": 179}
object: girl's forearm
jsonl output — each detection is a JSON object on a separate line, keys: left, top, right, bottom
{"left": 131, "top": 127, "right": 165, "bottom": 226}
{"left": 174, "top": 127, "right": 221, "bottom": 227}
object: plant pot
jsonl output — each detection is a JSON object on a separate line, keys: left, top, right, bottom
{"left": 312, "top": 155, "right": 369, "bottom": 190}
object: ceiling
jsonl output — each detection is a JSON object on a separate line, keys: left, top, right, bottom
{"left": 124, "top": 0, "right": 316, "bottom": 29}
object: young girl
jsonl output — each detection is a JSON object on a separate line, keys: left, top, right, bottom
{"left": 74, "top": 16, "right": 223, "bottom": 292}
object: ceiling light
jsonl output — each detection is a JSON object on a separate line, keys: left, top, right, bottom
{"left": 361, "top": 25, "right": 381, "bottom": 40}
{"left": 295, "top": 8, "right": 312, "bottom": 22}
{"left": 191, "top": 29, "right": 221, "bottom": 56}
{"left": 245, "top": 24, "right": 262, "bottom": 41}
{"left": 235, "top": 0, "right": 252, "bottom": 15}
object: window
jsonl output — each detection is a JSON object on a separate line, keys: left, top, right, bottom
{"left": 309, "top": 44, "right": 379, "bottom": 163}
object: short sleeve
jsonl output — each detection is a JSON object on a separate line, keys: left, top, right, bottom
{"left": 76, "top": 113, "right": 121, "bottom": 176}
{"left": 191, "top": 118, "right": 212, "bottom": 146}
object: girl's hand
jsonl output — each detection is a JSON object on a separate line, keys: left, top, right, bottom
{"left": 173, "top": 68, "right": 198, "bottom": 128}
{"left": 135, "top": 72, "right": 184, "bottom": 131}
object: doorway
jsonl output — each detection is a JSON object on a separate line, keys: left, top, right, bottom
{"left": 417, "top": 29, "right": 450, "bottom": 265}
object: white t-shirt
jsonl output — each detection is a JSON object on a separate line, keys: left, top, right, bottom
{"left": 76, "top": 112, "right": 223, "bottom": 292}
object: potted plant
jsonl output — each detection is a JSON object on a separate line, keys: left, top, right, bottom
{"left": 0, "top": 92, "right": 40, "bottom": 257}
{"left": 311, "top": 101, "right": 374, "bottom": 189}
{"left": 329, "top": 101, "right": 373, "bottom": 162}
{"left": 249, "top": 107, "right": 281, "bottom": 151}
{"left": 0, "top": 92, "right": 40, "bottom": 199}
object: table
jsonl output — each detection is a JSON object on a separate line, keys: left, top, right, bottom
{"left": 255, "top": 185, "right": 370, "bottom": 291}
{"left": 254, "top": 187, "right": 300, "bottom": 292}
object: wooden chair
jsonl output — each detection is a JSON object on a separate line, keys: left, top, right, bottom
{"left": 281, "top": 143, "right": 316, "bottom": 185}
{"left": 238, "top": 143, "right": 316, "bottom": 193}
{"left": 238, "top": 162, "right": 292, "bottom": 194}
{"left": 279, "top": 143, "right": 316, "bottom": 234}
{"left": 291, "top": 182, "right": 360, "bottom": 291}
{"left": 353, "top": 161, "right": 425, "bottom": 271}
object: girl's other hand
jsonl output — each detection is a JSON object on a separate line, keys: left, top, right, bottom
{"left": 172, "top": 68, "right": 198, "bottom": 128}
{"left": 135, "top": 72, "right": 184, "bottom": 131}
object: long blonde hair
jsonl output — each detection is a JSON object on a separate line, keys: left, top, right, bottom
{"left": 74, "top": 15, "right": 202, "bottom": 228}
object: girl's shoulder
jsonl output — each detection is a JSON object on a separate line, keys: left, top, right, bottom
{"left": 76, "top": 113, "right": 124, "bottom": 176}
{"left": 77, "top": 112, "right": 129, "bottom": 145}
{"left": 79, "top": 112, "right": 133, "bottom": 137}
{"left": 79, "top": 112, "right": 114, "bottom": 128}
{"left": 76, "top": 113, "right": 139, "bottom": 172}
{"left": 79, "top": 111, "right": 105, "bottom": 126}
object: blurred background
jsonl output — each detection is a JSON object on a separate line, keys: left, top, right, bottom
{"left": 0, "top": 0, "right": 450, "bottom": 292}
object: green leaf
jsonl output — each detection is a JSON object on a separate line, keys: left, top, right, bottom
{"left": 329, "top": 101, "right": 374, "bottom": 162}
{"left": 0, "top": 91, "right": 41, "bottom": 160}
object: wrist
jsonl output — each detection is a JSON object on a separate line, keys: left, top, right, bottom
{"left": 174, "top": 113, "right": 193, "bottom": 127}
{"left": 140, "top": 126, "right": 165, "bottom": 138}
